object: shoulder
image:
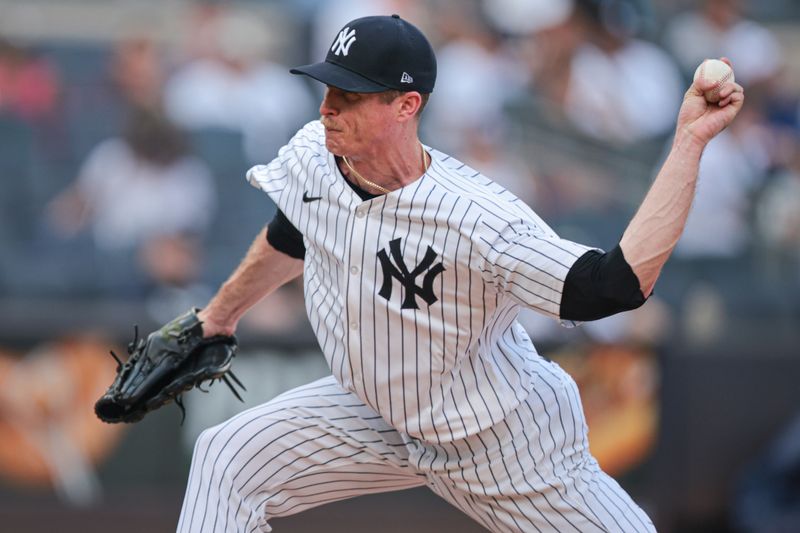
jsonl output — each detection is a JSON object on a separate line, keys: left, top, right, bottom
{"left": 427, "top": 148, "right": 538, "bottom": 222}
{"left": 421, "top": 149, "right": 566, "bottom": 252}
{"left": 246, "top": 120, "right": 328, "bottom": 191}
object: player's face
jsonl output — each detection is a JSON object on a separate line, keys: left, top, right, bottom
{"left": 319, "top": 87, "right": 399, "bottom": 157}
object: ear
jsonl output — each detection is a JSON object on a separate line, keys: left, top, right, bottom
{"left": 395, "top": 92, "right": 422, "bottom": 122}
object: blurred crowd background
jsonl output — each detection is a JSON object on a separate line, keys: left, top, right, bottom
{"left": 0, "top": 0, "right": 798, "bottom": 531}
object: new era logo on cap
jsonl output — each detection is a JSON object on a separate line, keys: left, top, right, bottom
{"left": 290, "top": 14, "right": 436, "bottom": 94}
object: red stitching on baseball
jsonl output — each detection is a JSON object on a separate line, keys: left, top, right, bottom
{"left": 700, "top": 60, "right": 732, "bottom": 99}
{"left": 710, "top": 69, "right": 732, "bottom": 97}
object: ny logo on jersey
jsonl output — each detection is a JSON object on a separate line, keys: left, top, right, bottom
{"left": 377, "top": 238, "right": 445, "bottom": 310}
{"left": 331, "top": 27, "right": 357, "bottom": 56}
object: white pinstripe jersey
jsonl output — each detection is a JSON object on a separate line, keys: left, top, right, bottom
{"left": 247, "top": 120, "right": 594, "bottom": 444}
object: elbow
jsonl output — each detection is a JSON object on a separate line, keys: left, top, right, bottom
{"left": 559, "top": 245, "right": 649, "bottom": 322}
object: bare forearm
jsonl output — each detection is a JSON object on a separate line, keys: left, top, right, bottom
{"left": 619, "top": 133, "right": 705, "bottom": 297}
{"left": 202, "top": 229, "right": 303, "bottom": 334}
{"left": 619, "top": 57, "right": 744, "bottom": 298}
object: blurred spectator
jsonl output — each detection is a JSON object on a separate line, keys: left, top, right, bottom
{"left": 46, "top": 107, "right": 215, "bottom": 297}
{"left": 177, "top": 1, "right": 230, "bottom": 63}
{"left": 423, "top": 0, "right": 527, "bottom": 154}
{"left": 163, "top": 8, "right": 315, "bottom": 163}
{"left": 561, "top": 0, "right": 684, "bottom": 144}
{"left": 755, "top": 130, "right": 800, "bottom": 275}
{"left": 663, "top": 0, "right": 783, "bottom": 87}
{"left": 108, "top": 36, "right": 163, "bottom": 111}
{"left": 0, "top": 38, "right": 59, "bottom": 121}
{"left": 675, "top": 126, "right": 768, "bottom": 258}
{"left": 661, "top": 1, "right": 799, "bottom": 266}
{"left": 512, "top": 0, "right": 676, "bottom": 218}
{"left": 61, "top": 34, "right": 166, "bottom": 163}
{"left": 518, "top": 0, "right": 583, "bottom": 120}
{"left": 481, "top": 0, "right": 575, "bottom": 37}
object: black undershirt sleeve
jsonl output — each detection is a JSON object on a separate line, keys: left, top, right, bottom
{"left": 560, "top": 245, "right": 647, "bottom": 321}
{"left": 266, "top": 209, "right": 305, "bottom": 259}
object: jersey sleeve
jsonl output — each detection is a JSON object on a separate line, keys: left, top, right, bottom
{"left": 245, "top": 120, "right": 325, "bottom": 207}
{"left": 246, "top": 121, "right": 333, "bottom": 246}
{"left": 266, "top": 209, "right": 306, "bottom": 259}
{"left": 477, "top": 217, "right": 595, "bottom": 324}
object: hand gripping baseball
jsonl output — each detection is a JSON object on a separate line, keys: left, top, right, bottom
{"left": 94, "top": 308, "right": 244, "bottom": 424}
{"left": 677, "top": 57, "right": 745, "bottom": 147}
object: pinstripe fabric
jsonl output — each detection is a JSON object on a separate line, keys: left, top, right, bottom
{"left": 246, "top": 120, "right": 594, "bottom": 443}
{"left": 418, "top": 360, "right": 654, "bottom": 532}
{"left": 177, "top": 120, "right": 656, "bottom": 531}
{"left": 178, "top": 369, "right": 654, "bottom": 532}
{"left": 177, "top": 377, "right": 427, "bottom": 533}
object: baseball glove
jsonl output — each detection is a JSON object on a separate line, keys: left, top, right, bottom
{"left": 94, "top": 308, "right": 244, "bottom": 424}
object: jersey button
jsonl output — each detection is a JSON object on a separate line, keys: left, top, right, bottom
{"left": 356, "top": 208, "right": 366, "bottom": 218}
{"left": 350, "top": 266, "right": 359, "bottom": 275}
{"left": 350, "top": 322, "right": 359, "bottom": 330}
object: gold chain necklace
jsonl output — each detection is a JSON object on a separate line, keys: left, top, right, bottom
{"left": 342, "top": 143, "right": 429, "bottom": 195}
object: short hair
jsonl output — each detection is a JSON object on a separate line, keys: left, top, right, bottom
{"left": 379, "top": 90, "right": 430, "bottom": 118}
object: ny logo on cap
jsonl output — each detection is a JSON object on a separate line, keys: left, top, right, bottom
{"left": 331, "top": 27, "right": 357, "bottom": 56}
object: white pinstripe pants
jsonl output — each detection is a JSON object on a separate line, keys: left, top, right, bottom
{"left": 177, "top": 362, "right": 656, "bottom": 532}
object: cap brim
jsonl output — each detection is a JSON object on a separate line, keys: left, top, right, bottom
{"left": 290, "top": 61, "right": 388, "bottom": 93}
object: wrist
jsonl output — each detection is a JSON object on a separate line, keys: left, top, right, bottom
{"left": 673, "top": 126, "right": 708, "bottom": 156}
{"left": 197, "top": 306, "right": 238, "bottom": 336}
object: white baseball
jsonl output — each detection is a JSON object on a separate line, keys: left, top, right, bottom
{"left": 693, "top": 59, "right": 735, "bottom": 103}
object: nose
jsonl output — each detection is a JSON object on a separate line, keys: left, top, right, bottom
{"left": 319, "top": 87, "right": 338, "bottom": 117}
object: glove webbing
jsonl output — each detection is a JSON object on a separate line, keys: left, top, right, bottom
{"left": 108, "top": 324, "right": 246, "bottom": 423}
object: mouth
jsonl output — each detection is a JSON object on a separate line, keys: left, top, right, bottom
{"left": 321, "top": 118, "right": 341, "bottom": 133}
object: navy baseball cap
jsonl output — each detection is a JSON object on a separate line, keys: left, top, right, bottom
{"left": 290, "top": 14, "right": 436, "bottom": 93}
